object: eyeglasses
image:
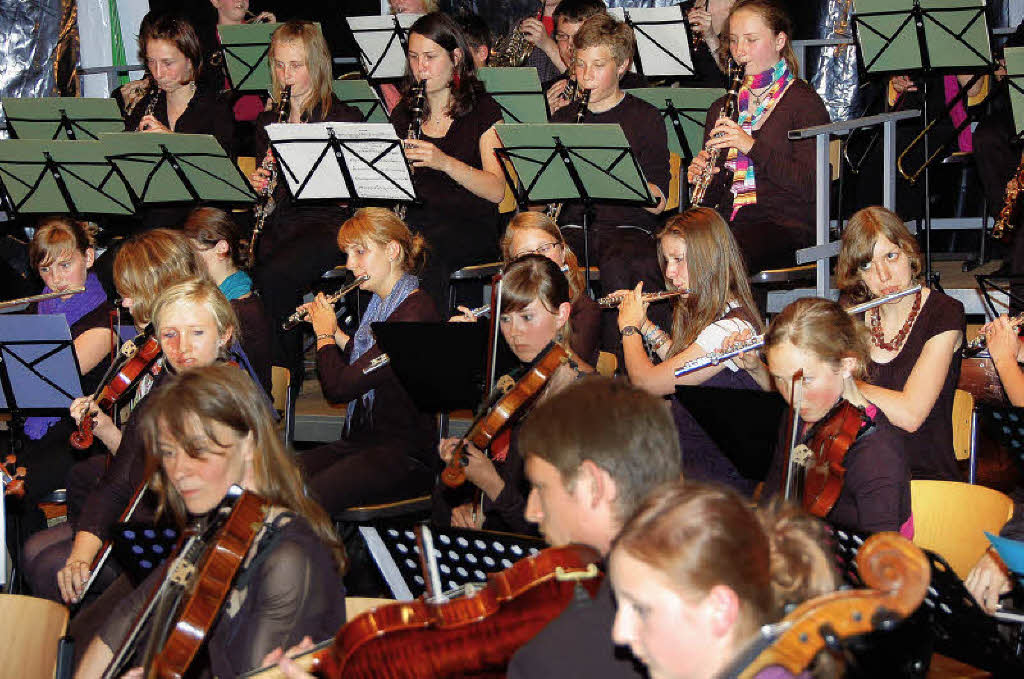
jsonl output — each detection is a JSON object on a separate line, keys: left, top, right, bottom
{"left": 513, "top": 242, "right": 562, "bottom": 259}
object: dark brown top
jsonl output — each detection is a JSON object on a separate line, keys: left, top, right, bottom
{"left": 231, "top": 294, "right": 273, "bottom": 395}
{"left": 570, "top": 292, "right": 601, "bottom": 367}
{"left": 868, "top": 290, "right": 965, "bottom": 481}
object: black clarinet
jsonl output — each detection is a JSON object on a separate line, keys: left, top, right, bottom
{"left": 691, "top": 62, "right": 743, "bottom": 209}
{"left": 395, "top": 79, "right": 427, "bottom": 221}
{"left": 247, "top": 85, "right": 291, "bottom": 267}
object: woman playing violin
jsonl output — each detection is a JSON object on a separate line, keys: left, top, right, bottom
{"left": 437, "top": 254, "right": 592, "bottom": 533}
{"left": 836, "top": 206, "right": 965, "bottom": 482}
{"left": 452, "top": 211, "right": 601, "bottom": 366}
{"left": 76, "top": 364, "right": 345, "bottom": 679}
{"left": 296, "top": 208, "right": 439, "bottom": 515}
{"left": 610, "top": 480, "right": 839, "bottom": 679}
{"left": 756, "top": 298, "right": 912, "bottom": 536}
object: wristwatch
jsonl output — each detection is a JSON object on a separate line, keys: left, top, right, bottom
{"left": 620, "top": 325, "right": 641, "bottom": 337}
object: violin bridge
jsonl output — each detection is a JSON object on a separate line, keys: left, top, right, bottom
{"left": 554, "top": 563, "right": 600, "bottom": 582}
{"left": 790, "top": 444, "right": 814, "bottom": 467}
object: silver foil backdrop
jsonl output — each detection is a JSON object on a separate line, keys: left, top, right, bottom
{"left": 0, "top": 0, "right": 79, "bottom": 99}
{"left": 810, "top": 0, "right": 858, "bottom": 122}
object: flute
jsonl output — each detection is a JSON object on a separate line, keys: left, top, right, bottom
{"left": 597, "top": 289, "right": 690, "bottom": 309}
{"left": 0, "top": 287, "right": 85, "bottom": 310}
{"left": 673, "top": 286, "right": 923, "bottom": 377}
{"left": 281, "top": 275, "right": 369, "bottom": 330}
{"left": 967, "top": 312, "right": 1024, "bottom": 350}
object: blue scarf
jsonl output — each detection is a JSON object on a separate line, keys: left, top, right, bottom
{"left": 25, "top": 272, "right": 109, "bottom": 440}
{"left": 346, "top": 274, "right": 419, "bottom": 434}
{"left": 219, "top": 270, "right": 253, "bottom": 300}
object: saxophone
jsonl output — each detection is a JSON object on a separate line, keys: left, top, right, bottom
{"left": 490, "top": 0, "right": 544, "bottom": 67}
{"left": 690, "top": 62, "right": 743, "bottom": 208}
{"left": 395, "top": 80, "right": 427, "bottom": 222}
{"left": 247, "top": 85, "right": 291, "bottom": 267}
{"left": 544, "top": 88, "right": 591, "bottom": 222}
{"left": 993, "top": 153, "right": 1024, "bottom": 243}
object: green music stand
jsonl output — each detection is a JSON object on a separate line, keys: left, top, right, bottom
{"left": 477, "top": 67, "right": 548, "bottom": 124}
{"left": 0, "top": 139, "right": 135, "bottom": 217}
{"left": 1003, "top": 46, "right": 1024, "bottom": 139}
{"left": 2, "top": 98, "right": 125, "bottom": 141}
{"left": 217, "top": 22, "right": 287, "bottom": 92}
{"left": 331, "top": 80, "right": 389, "bottom": 123}
{"left": 101, "top": 133, "right": 256, "bottom": 206}
{"left": 346, "top": 14, "right": 421, "bottom": 80}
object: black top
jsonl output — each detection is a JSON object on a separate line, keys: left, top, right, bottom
{"left": 231, "top": 294, "right": 273, "bottom": 395}
{"left": 553, "top": 92, "right": 670, "bottom": 233}
{"left": 702, "top": 79, "right": 830, "bottom": 233}
{"left": 868, "top": 290, "right": 965, "bottom": 482}
{"left": 689, "top": 41, "right": 728, "bottom": 89}
{"left": 389, "top": 93, "right": 504, "bottom": 260}
{"left": 570, "top": 292, "right": 601, "bottom": 368}
{"left": 124, "top": 84, "right": 236, "bottom": 157}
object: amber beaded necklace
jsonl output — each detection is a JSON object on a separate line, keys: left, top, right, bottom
{"left": 869, "top": 288, "right": 921, "bottom": 352}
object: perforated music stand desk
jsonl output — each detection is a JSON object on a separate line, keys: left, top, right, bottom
{"left": 2, "top": 98, "right": 125, "bottom": 140}
{"left": 331, "top": 80, "right": 389, "bottom": 123}
{"left": 346, "top": 14, "right": 422, "bottom": 80}
{"left": 477, "top": 67, "right": 548, "bottom": 124}
{"left": 217, "top": 22, "right": 284, "bottom": 93}
{"left": 608, "top": 6, "right": 696, "bottom": 79}
{"left": 0, "top": 139, "right": 135, "bottom": 218}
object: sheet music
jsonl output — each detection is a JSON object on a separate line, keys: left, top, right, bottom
{"left": 267, "top": 122, "right": 415, "bottom": 201}
{"left": 608, "top": 7, "right": 694, "bottom": 77}
{"left": 346, "top": 14, "right": 422, "bottom": 80}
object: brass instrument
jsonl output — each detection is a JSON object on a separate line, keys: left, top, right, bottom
{"left": 395, "top": 80, "right": 427, "bottom": 221}
{"left": 544, "top": 88, "right": 591, "bottom": 221}
{"left": 673, "top": 286, "right": 922, "bottom": 377}
{"left": 993, "top": 153, "right": 1024, "bottom": 242}
{"left": 490, "top": 0, "right": 544, "bottom": 67}
{"left": 282, "top": 275, "right": 370, "bottom": 331}
{"left": 597, "top": 289, "right": 690, "bottom": 308}
{"left": 248, "top": 85, "right": 291, "bottom": 267}
{"left": 687, "top": 0, "right": 710, "bottom": 50}
{"left": 691, "top": 61, "right": 743, "bottom": 208}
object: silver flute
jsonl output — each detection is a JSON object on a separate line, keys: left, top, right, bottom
{"left": 673, "top": 285, "right": 923, "bottom": 377}
{"left": 0, "top": 287, "right": 85, "bottom": 310}
{"left": 281, "top": 275, "right": 369, "bottom": 330}
{"left": 968, "top": 312, "right": 1024, "bottom": 350}
{"left": 597, "top": 289, "right": 690, "bottom": 308}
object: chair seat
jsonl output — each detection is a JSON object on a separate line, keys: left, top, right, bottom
{"left": 750, "top": 264, "right": 816, "bottom": 284}
{"left": 333, "top": 495, "right": 433, "bottom": 524}
{"left": 0, "top": 594, "right": 69, "bottom": 679}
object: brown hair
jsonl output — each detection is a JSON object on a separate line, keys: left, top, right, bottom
{"left": 113, "top": 229, "right": 205, "bottom": 326}
{"left": 29, "top": 217, "right": 97, "bottom": 271}
{"left": 139, "top": 12, "right": 204, "bottom": 83}
{"left": 500, "top": 212, "right": 585, "bottom": 301}
{"left": 269, "top": 22, "right": 335, "bottom": 121}
{"left": 183, "top": 207, "right": 245, "bottom": 269}
{"left": 337, "top": 208, "right": 428, "bottom": 275}
{"left": 500, "top": 254, "right": 572, "bottom": 348}
{"left": 518, "top": 376, "right": 682, "bottom": 522}
{"left": 764, "top": 297, "right": 871, "bottom": 380}
{"left": 658, "top": 208, "right": 763, "bottom": 358}
{"left": 721, "top": 0, "right": 799, "bottom": 74}
{"left": 404, "top": 12, "right": 486, "bottom": 120}
{"left": 553, "top": 0, "right": 607, "bottom": 25}
{"left": 140, "top": 364, "right": 346, "bottom": 571}
{"left": 836, "top": 206, "right": 923, "bottom": 304}
{"left": 613, "top": 480, "right": 837, "bottom": 643}
{"left": 573, "top": 13, "right": 635, "bottom": 66}
{"left": 151, "top": 278, "right": 239, "bottom": 360}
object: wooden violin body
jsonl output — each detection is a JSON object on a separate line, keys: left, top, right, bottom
{"left": 2, "top": 454, "right": 27, "bottom": 497}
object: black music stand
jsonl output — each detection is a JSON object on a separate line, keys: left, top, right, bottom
{"left": 346, "top": 14, "right": 422, "bottom": 80}
{"left": 976, "top": 273, "right": 1024, "bottom": 317}
{"left": 609, "top": 6, "right": 696, "bottom": 80}
{"left": 2, "top": 97, "right": 125, "bottom": 141}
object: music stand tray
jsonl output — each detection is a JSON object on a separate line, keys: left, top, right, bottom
{"left": 346, "top": 14, "right": 422, "bottom": 81}
{"left": 477, "top": 67, "right": 548, "bottom": 124}
{"left": 2, "top": 97, "right": 125, "bottom": 141}
{"left": 607, "top": 6, "right": 696, "bottom": 79}
{"left": 217, "top": 22, "right": 285, "bottom": 93}
{"left": 331, "top": 80, "right": 389, "bottom": 123}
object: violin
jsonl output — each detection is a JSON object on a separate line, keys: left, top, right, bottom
{"left": 717, "top": 532, "right": 929, "bottom": 678}
{"left": 441, "top": 341, "right": 570, "bottom": 488}
{"left": 70, "top": 329, "right": 162, "bottom": 450}
{"left": 242, "top": 541, "right": 603, "bottom": 679}
{"left": 791, "top": 399, "right": 871, "bottom": 518}
{"left": 2, "top": 454, "right": 27, "bottom": 498}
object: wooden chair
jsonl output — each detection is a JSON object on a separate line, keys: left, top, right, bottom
{"left": 345, "top": 596, "right": 394, "bottom": 619}
{"left": 0, "top": 594, "right": 70, "bottom": 679}
{"left": 666, "top": 152, "right": 682, "bottom": 213}
{"left": 910, "top": 480, "right": 1014, "bottom": 580}
{"left": 952, "top": 388, "right": 977, "bottom": 483}
{"left": 596, "top": 351, "right": 617, "bottom": 377}
{"left": 270, "top": 366, "right": 294, "bottom": 447}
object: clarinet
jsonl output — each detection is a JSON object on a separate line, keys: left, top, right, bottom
{"left": 129, "top": 79, "right": 163, "bottom": 126}
{"left": 545, "top": 88, "right": 591, "bottom": 221}
{"left": 395, "top": 80, "right": 427, "bottom": 221}
{"left": 247, "top": 85, "right": 291, "bottom": 268}
{"left": 691, "top": 62, "right": 743, "bottom": 208}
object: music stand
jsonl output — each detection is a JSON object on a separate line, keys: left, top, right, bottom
{"left": 346, "top": 14, "right": 422, "bottom": 80}
{"left": 102, "top": 132, "right": 256, "bottom": 206}
{"left": 2, "top": 98, "right": 125, "bottom": 141}
{"left": 331, "top": 80, "right": 389, "bottom": 123}
{"left": 0, "top": 139, "right": 135, "bottom": 218}
{"left": 495, "top": 123, "right": 656, "bottom": 290}
{"left": 975, "top": 273, "right": 1022, "bottom": 317}
{"left": 1004, "top": 47, "right": 1024, "bottom": 139}
{"left": 476, "top": 67, "right": 548, "bottom": 123}
{"left": 265, "top": 122, "right": 416, "bottom": 206}
{"left": 0, "top": 314, "right": 83, "bottom": 589}
{"left": 110, "top": 523, "right": 181, "bottom": 586}
{"left": 607, "top": 6, "right": 696, "bottom": 80}
{"left": 216, "top": 22, "right": 284, "bottom": 93}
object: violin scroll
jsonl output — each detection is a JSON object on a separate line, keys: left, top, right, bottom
{"left": 70, "top": 413, "right": 95, "bottom": 450}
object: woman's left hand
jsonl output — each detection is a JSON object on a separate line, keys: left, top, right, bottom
{"left": 138, "top": 114, "right": 171, "bottom": 133}
{"left": 707, "top": 117, "right": 754, "bottom": 155}
{"left": 403, "top": 139, "right": 450, "bottom": 172}
{"left": 307, "top": 293, "right": 340, "bottom": 338}
{"left": 617, "top": 283, "right": 648, "bottom": 331}
{"left": 984, "top": 315, "right": 1020, "bottom": 366}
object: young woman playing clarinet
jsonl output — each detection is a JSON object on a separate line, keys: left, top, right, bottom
{"left": 390, "top": 12, "right": 507, "bottom": 310}
{"left": 294, "top": 208, "right": 440, "bottom": 514}
{"left": 610, "top": 480, "right": 839, "bottom": 679}
{"left": 687, "top": 0, "right": 829, "bottom": 274}
{"left": 436, "top": 254, "right": 593, "bottom": 533}
{"left": 835, "top": 206, "right": 965, "bottom": 482}
{"left": 75, "top": 364, "right": 345, "bottom": 679}
{"left": 452, "top": 211, "right": 601, "bottom": 366}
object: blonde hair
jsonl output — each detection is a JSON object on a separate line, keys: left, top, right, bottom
{"left": 764, "top": 297, "right": 871, "bottom": 380}
{"left": 113, "top": 229, "right": 205, "bottom": 326}
{"left": 836, "top": 206, "right": 923, "bottom": 304}
{"left": 269, "top": 22, "right": 334, "bottom": 121}
{"left": 140, "top": 364, "right": 347, "bottom": 572}
{"left": 30, "top": 217, "right": 97, "bottom": 271}
{"left": 500, "top": 212, "right": 585, "bottom": 301}
{"left": 573, "top": 13, "right": 635, "bottom": 66}
{"left": 150, "top": 278, "right": 239, "bottom": 360}
{"left": 337, "top": 208, "right": 428, "bottom": 275}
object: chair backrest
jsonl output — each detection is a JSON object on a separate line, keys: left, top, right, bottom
{"left": 910, "top": 480, "right": 1014, "bottom": 579}
{"left": 345, "top": 596, "right": 394, "bottom": 620}
{"left": 952, "top": 388, "right": 974, "bottom": 462}
{"left": 270, "top": 366, "right": 294, "bottom": 447}
{"left": 596, "top": 351, "right": 617, "bottom": 377}
{"left": 665, "top": 151, "right": 681, "bottom": 212}
{"left": 0, "top": 594, "right": 69, "bottom": 679}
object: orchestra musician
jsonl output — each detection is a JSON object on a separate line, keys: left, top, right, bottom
{"left": 390, "top": 11, "right": 507, "bottom": 311}
{"left": 436, "top": 254, "right": 594, "bottom": 533}
{"left": 74, "top": 364, "right": 346, "bottom": 679}
{"left": 610, "top": 481, "right": 839, "bottom": 679}
{"left": 686, "top": 0, "right": 734, "bottom": 86}
{"left": 294, "top": 208, "right": 439, "bottom": 514}
{"left": 615, "top": 207, "right": 763, "bottom": 491}
{"left": 687, "top": 0, "right": 829, "bottom": 274}
{"left": 454, "top": 11, "right": 492, "bottom": 69}
{"left": 249, "top": 21, "right": 362, "bottom": 376}
{"left": 183, "top": 206, "right": 273, "bottom": 394}
{"left": 514, "top": 0, "right": 566, "bottom": 84}
{"left": 452, "top": 211, "right": 601, "bottom": 366}
{"left": 835, "top": 206, "right": 965, "bottom": 482}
